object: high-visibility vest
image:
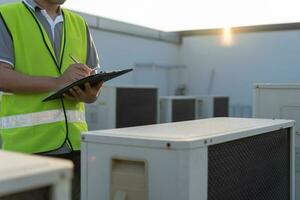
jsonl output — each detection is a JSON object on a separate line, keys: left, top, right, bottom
{"left": 0, "top": 2, "right": 88, "bottom": 153}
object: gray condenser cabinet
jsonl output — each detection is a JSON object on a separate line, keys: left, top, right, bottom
{"left": 196, "top": 95, "right": 229, "bottom": 119}
{"left": 159, "top": 96, "right": 197, "bottom": 123}
{"left": 86, "top": 85, "right": 159, "bottom": 130}
{"left": 0, "top": 151, "right": 73, "bottom": 200}
{"left": 81, "top": 118, "right": 296, "bottom": 200}
{"left": 253, "top": 83, "right": 300, "bottom": 200}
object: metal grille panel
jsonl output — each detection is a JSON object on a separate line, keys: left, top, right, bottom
{"left": 172, "top": 99, "right": 196, "bottom": 122}
{"left": 213, "top": 97, "right": 229, "bottom": 117}
{"left": 208, "top": 129, "right": 290, "bottom": 200}
{"left": 0, "top": 187, "right": 50, "bottom": 200}
{"left": 116, "top": 88, "right": 158, "bottom": 128}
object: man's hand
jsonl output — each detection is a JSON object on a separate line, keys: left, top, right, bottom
{"left": 57, "top": 64, "right": 92, "bottom": 88}
{"left": 63, "top": 81, "right": 104, "bottom": 103}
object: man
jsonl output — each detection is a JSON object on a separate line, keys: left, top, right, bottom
{"left": 0, "top": 0, "right": 102, "bottom": 199}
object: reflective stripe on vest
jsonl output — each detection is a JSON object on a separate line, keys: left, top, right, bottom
{"left": 0, "top": 110, "right": 85, "bottom": 129}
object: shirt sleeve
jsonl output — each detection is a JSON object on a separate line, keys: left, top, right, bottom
{"left": 0, "top": 15, "right": 14, "bottom": 67}
{"left": 85, "top": 25, "right": 100, "bottom": 70}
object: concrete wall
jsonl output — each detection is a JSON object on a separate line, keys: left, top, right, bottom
{"left": 78, "top": 11, "right": 181, "bottom": 95}
{"left": 90, "top": 29, "right": 180, "bottom": 95}
{"left": 179, "top": 30, "right": 300, "bottom": 116}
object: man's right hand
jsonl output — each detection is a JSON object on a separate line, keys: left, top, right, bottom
{"left": 57, "top": 64, "right": 92, "bottom": 88}
{"left": 0, "top": 63, "right": 93, "bottom": 93}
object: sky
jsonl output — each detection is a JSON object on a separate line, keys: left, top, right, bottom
{"left": 63, "top": 0, "right": 300, "bottom": 32}
{"left": 0, "top": 0, "right": 300, "bottom": 31}
{"left": 1, "top": 0, "right": 299, "bottom": 32}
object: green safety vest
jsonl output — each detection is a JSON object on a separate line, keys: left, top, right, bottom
{"left": 0, "top": 2, "right": 88, "bottom": 153}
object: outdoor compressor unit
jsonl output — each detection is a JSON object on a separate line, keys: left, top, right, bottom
{"left": 85, "top": 85, "right": 159, "bottom": 130}
{"left": 196, "top": 95, "right": 229, "bottom": 119}
{"left": 0, "top": 151, "right": 73, "bottom": 200}
{"left": 81, "top": 117, "right": 295, "bottom": 200}
{"left": 159, "top": 96, "right": 197, "bottom": 123}
{"left": 253, "top": 83, "right": 300, "bottom": 200}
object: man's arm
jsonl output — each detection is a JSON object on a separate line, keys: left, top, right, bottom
{"left": 0, "top": 62, "right": 60, "bottom": 93}
{"left": 0, "top": 16, "right": 93, "bottom": 94}
{"left": 0, "top": 62, "right": 91, "bottom": 93}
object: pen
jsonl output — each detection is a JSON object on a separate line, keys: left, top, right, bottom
{"left": 69, "top": 54, "right": 100, "bottom": 73}
{"left": 69, "top": 54, "right": 80, "bottom": 64}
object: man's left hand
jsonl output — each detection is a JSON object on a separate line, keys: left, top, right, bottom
{"left": 63, "top": 81, "right": 103, "bottom": 103}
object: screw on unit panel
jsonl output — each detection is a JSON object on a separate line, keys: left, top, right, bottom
{"left": 81, "top": 135, "right": 85, "bottom": 140}
{"left": 166, "top": 142, "right": 171, "bottom": 149}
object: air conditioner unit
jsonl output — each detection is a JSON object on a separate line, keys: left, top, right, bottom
{"left": 253, "top": 83, "right": 300, "bottom": 200}
{"left": 0, "top": 151, "right": 73, "bottom": 200}
{"left": 81, "top": 118, "right": 295, "bottom": 200}
{"left": 196, "top": 95, "right": 229, "bottom": 119}
{"left": 159, "top": 96, "right": 197, "bottom": 123}
{"left": 85, "top": 85, "right": 159, "bottom": 130}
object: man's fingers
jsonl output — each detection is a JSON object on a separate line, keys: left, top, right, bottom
{"left": 74, "top": 68, "right": 89, "bottom": 76}
{"left": 85, "top": 81, "right": 103, "bottom": 93}
{"left": 96, "top": 81, "right": 104, "bottom": 90}
{"left": 71, "top": 64, "right": 92, "bottom": 75}
{"left": 63, "top": 93, "right": 76, "bottom": 101}
{"left": 93, "top": 81, "right": 104, "bottom": 96}
{"left": 73, "top": 86, "right": 84, "bottom": 96}
{"left": 78, "top": 65, "right": 92, "bottom": 75}
{"left": 84, "top": 82, "right": 92, "bottom": 91}
{"left": 94, "top": 81, "right": 103, "bottom": 88}
{"left": 74, "top": 71, "right": 87, "bottom": 79}
{"left": 69, "top": 88, "right": 80, "bottom": 100}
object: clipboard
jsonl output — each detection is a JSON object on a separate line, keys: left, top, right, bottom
{"left": 43, "top": 68, "right": 133, "bottom": 102}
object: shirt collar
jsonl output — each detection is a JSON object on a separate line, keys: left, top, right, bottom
{"left": 23, "top": 0, "right": 62, "bottom": 15}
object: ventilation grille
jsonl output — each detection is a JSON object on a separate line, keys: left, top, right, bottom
{"left": 213, "top": 97, "right": 229, "bottom": 117}
{"left": 208, "top": 129, "right": 290, "bottom": 200}
{"left": 172, "top": 99, "right": 196, "bottom": 122}
{"left": 116, "top": 88, "right": 157, "bottom": 128}
{"left": 1, "top": 187, "right": 50, "bottom": 200}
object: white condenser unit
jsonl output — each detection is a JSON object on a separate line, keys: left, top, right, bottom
{"left": 196, "top": 95, "right": 229, "bottom": 119}
{"left": 159, "top": 96, "right": 197, "bottom": 123}
{"left": 85, "top": 85, "right": 159, "bottom": 130}
{"left": 0, "top": 151, "right": 73, "bottom": 200}
{"left": 253, "top": 83, "right": 300, "bottom": 200}
{"left": 81, "top": 118, "right": 295, "bottom": 200}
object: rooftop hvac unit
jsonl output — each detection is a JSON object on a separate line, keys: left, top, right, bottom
{"left": 0, "top": 151, "right": 73, "bottom": 200}
{"left": 253, "top": 83, "right": 300, "bottom": 200}
{"left": 159, "top": 96, "right": 197, "bottom": 123}
{"left": 85, "top": 85, "right": 159, "bottom": 130}
{"left": 81, "top": 118, "right": 295, "bottom": 200}
{"left": 196, "top": 95, "right": 229, "bottom": 119}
